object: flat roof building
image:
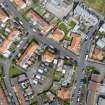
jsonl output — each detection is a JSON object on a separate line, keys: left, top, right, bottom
{"left": 13, "top": 84, "right": 28, "bottom": 105}
{"left": 42, "top": 0, "right": 73, "bottom": 19}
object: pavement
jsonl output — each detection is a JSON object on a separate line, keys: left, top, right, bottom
{"left": 71, "top": 24, "right": 101, "bottom": 105}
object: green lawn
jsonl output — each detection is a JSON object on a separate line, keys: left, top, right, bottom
{"left": 69, "top": 20, "right": 76, "bottom": 28}
{"left": 58, "top": 22, "right": 69, "bottom": 35}
{"left": 64, "top": 59, "right": 73, "bottom": 66}
{"left": 53, "top": 71, "right": 63, "bottom": 81}
{"left": 31, "top": 2, "right": 46, "bottom": 16}
{"left": 85, "top": 0, "right": 105, "bottom": 16}
{"left": 9, "top": 65, "right": 24, "bottom": 78}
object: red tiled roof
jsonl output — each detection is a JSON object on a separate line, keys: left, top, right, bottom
{"left": 26, "top": 9, "right": 50, "bottom": 33}
{"left": 0, "top": 28, "right": 20, "bottom": 53}
{"left": 68, "top": 33, "right": 81, "bottom": 53}
{"left": 0, "top": 8, "right": 9, "bottom": 22}
{"left": 0, "top": 88, "right": 9, "bottom": 105}
{"left": 13, "top": 84, "right": 28, "bottom": 105}
{"left": 42, "top": 50, "right": 56, "bottom": 62}
{"left": 14, "top": 0, "right": 26, "bottom": 9}
{"left": 48, "top": 29, "right": 64, "bottom": 42}
{"left": 57, "top": 87, "right": 70, "bottom": 100}
{"left": 17, "top": 42, "right": 39, "bottom": 65}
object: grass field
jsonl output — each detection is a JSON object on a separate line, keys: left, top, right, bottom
{"left": 85, "top": 0, "right": 105, "bottom": 16}
{"left": 9, "top": 65, "right": 24, "bottom": 78}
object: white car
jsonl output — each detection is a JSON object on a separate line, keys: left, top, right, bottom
{"left": 33, "top": 79, "right": 38, "bottom": 85}
{"left": 36, "top": 74, "right": 41, "bottom": 80}
{"left": 38, "top": 69, "right": 44, "bottom": 74}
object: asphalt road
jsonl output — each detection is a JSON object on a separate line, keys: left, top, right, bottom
{"left": 72, "top": 25, "right": 100, "bottom": 105}
{"left": 1, "top": 0, "right": 78, "bottom": 61}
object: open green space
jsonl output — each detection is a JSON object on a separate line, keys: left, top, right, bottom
{"left": 31, "top": 1, "right": 46, "bottom": 16}
{"left": 58, "top": 22, "right": 69, "bottom": 35}
{"left": 53, "top": 71, "right": 64, "bottom": 81}
{"left": 85, "top": 0, "right": 105, "bottom": 16}
{"left": 9, "top": 65, "right": 24, "bottom": 78}
{"left": 68, "top": 20, "right": 76, "bottom": 28}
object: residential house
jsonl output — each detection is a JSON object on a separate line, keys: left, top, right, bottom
{"left": 91, "top": 74, "right": 103, "bottom": 83}
{"left": 13, "top": 74, "right": 34, "bottom": 105}
{"left": 0, "top": 28, "right": 20, "bottom": 57}
{"left": 0, "top": 7, "right": 9, "bottom": 23}
{"left": 26, "top": 9, "right": 51, "bottom": 34}
{"left": 48, "top": 29, "right": 64, "bottom": 42}
{"left": 90, "top": 47, "right": 104, "bottom": 61}
{"left": 12, "top": 0, "right": 27, "bottom": 9}
{"left": 87, "top": 74, "right": 104, "bottom": 105}
{"left": 17, "top": 42, "right": 39, "bottom": 68}
{"left": 13, "top": 84, "right": 28, "bottom": 105}
{"left": 0, "top": 88, "right": 9, "bottom": 105}
{"left": 42, "top": 50, "right": 56, "bottom": 63}
{"left": 67, "top": 32, "right": 81, "bottom": 54}
{"left": 57, "top": 87, "right": 71, "bottom": 100}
